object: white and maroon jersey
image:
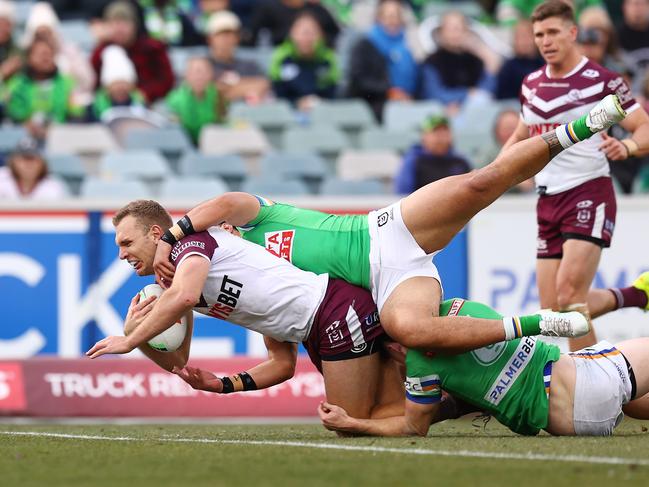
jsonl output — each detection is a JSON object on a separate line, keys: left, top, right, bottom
{"left": 520, "top": 57, "right": 639, "bottom": 194}
{"left": 169, "top": 227, "right": 329, "bottom": 343}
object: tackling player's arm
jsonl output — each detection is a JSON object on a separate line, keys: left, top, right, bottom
{"left": 173, "top": 336, "right": 298, "bottom": 394}
{"left": 602, "top": 107, "right": 649, "bottom": 160}
{"left": 86, "top": 255, "right": 209, "bottom": 358}
{"left": 318, "top": 398, "right": 440, "bottom": 437}
{"left": 154, "top": 192, "right": 262, "bottom": 285}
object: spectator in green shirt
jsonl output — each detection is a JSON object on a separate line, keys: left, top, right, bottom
{"left": 5, "top": 37, "right": 82, "bottom": 140}
{"left": 165, "top": 56, "right": 226, "bottom": 144}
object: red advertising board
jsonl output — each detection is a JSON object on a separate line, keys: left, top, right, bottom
{"left": 0, "top": 358, "right": 325, "bottom": 417}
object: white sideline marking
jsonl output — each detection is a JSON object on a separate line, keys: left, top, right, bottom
{"left": 2, "top": 431, "right": 648, "bottom": 467}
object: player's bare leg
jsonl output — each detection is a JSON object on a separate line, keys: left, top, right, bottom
{"left": 587, "top": 288, "right": 618, "bottom": 319}
{"left": 557, "top": 239, "right": 602, "bottom": 350}
{"left": 617, "top": 338, "right": 649, "bottom": 419}
{"left": 321, "top": 354, "right": 382, "bottom": 426}
{"left": 623, "top": 392, "right": 649, "bottom": 420}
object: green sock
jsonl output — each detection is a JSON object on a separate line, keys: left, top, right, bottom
{"left": 570, "top": 115, "right": 593, "bottom": 139}
{"left": 519, "top": 314, "right": 541, "bottom": 336}
{"left": 502, "top": 314, "right": 541, "bottom": 340}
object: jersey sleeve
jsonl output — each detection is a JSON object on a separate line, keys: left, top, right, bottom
{"left": 405, "top": 350, "right": 442, "bottom": 404}
{"left": 237, "top": 195, "right": 275, "bottom": 231}
{"left": 170, "top": 231, "right": 217, "bottom": 268}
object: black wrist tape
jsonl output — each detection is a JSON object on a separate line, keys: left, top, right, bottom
{"left": 238, "top": 371, "right": 257, "bottom": 391}
{"left": 178, "top": 215, "right": 195, "bottom": 236}
{"left": 161, "top": 229, "right": 177, "bottom": 245}
{"left": 220, "top": 376, "right": 234, "bottom": 394}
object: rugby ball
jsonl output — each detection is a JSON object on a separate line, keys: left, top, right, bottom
{"left": 138, "top": 284, "right": 188, "bottom": 352}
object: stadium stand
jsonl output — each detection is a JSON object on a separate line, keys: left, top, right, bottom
{"left": 178, "top": 153, "right": 248, "bottom": 190}
{"left": 47, "top": 154, "right": 87, "bottom": 196}
{"left": 159, "top": 177, "right": 230, "bottom": 200}
{"left": 80, "top": 177, "right": 153, "bottom": 199}
{"left": 310, "top": 100, "right": 376, "bottom": 147}
{"left": 123, "top": 126, "right": 193, "bottom": 170}
{"left": 229, "top": 101, "right": 296, "bottom": 149}
{"left": 320, "top": 177, "right": 387, "bottom": 195}
{"left": 199, "top": 125, "right": 271, "bottom": 161}
{"left": 358, "top": 127, "right": 420, "bottom": 154}
{"left": 45, "top": 124, "right": 119, "bottom": 162}
{"left": 282, "top": 126, "right": 348, "bottom": 169}
{"left": 383, "top": 100, "right": 446, "bottom": 131}
{"left": 259, "top": 152, "right": 329, "bottom": 194}
{"left": 241, "top": 177, "right": 310, "bottom": 196}
{"left": 336, "top": 149, "right": 401, "bottom": 183}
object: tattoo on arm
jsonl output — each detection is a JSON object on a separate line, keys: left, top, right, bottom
{"left": 541, "top": 131, "right": 564, "bottom": 159}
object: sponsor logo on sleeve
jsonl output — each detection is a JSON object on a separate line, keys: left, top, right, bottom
{"left": 171, "top": 240, "right": 206, "bottom": 261}
{"left": 406, "top": 374, "right": 441, "bottom": 396}
{"left": 264, "top": 230, "right": 295, "bottom": 262}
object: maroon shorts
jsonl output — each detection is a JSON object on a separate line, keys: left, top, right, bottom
{"left": 536, "top": 177, "right": 616, "bottom": 258}
{"left": 304, "top": 279, "right": 385, "bottom": 372}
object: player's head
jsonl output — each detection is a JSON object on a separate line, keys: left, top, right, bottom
{"left": 531, "top": 0, "right": 578, "bottom": 66}
{"left": 113, "top": 200, "right": 172, "bottom": 276}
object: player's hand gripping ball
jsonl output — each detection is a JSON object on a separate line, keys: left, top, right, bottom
{"left": 139, "top": 284, "right": 187, "bottom": 352}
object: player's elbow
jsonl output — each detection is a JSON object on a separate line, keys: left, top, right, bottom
{"left": 467, "top": 165, "right": 505, "bottom": 194}
{"left": 175, "top": 291, "right": 200, "bottom": 310}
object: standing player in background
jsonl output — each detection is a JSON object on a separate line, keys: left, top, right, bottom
{"left": 501, "top": 0, "right": 649, "bottom": 350}
{"left": 154, "top": 94, "right": 628, "bottom": 354}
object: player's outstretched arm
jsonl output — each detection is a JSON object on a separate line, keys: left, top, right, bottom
{"left": 154, "top": 192, "right": 261, "bottom": 285}
{"left": 86, "top": 256, "right": 209, "bottom": 358}
{"left": 318, "top": 399, "right": 439, "bottom": 437}
{"left": 173, "top": 337, "right": 298, "bottom": 394}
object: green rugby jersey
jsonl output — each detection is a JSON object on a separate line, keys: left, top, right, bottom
{"left": 406, "top": 299, "right": 561, "bottom": 436}
{"left": 238, "top": 197, "right": 371, "bottom": 289}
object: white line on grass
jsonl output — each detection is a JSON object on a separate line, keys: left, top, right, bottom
{"left": 3, "top": 430, "right": 648, "bottom": 467}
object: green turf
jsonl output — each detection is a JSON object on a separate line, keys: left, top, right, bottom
{"left": 2, "top": 418, "right": 649, "bottom": 487}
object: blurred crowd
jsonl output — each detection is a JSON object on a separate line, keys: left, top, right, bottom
{"left": 0, "top": 0, "right": 648, "bottom": 199}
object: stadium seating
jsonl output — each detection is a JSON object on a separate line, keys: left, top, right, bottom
{"left": 169, "top": 46, "right": 209, "bottom": 78}
{"left": 46, "top": 125, "right": 119, "bottom": 163}
{"left": 199, "top": 125, "right": 271, "bottom": 160}
{"left": 229, "top": 101, "right": 295, "bottom": 149}
{"left": 241, "top": 177, "right": 310, "bottom": 196}
{"left": 80, "top": 177, "right": 153, "bottom": 199}
{"left": 282, "top": 126, "right": 348, "bottom": 169}
{"left": 159, "top": 177, "right": 230, "bottom": 201}
{"left": 310, "top": 100, "right": 376, "bottom": 146}
{"left": 47, "top": 154, "right": 88, "bottom": 196}
{"left": 259, "top": 152, "right": 329, "bottom": 194}
{"left": 123, "top": 127, "right": 193, "bottom": 170}
{"left": 383, "top": 101, "right": 445, "bottom": 131}
{"left": 336, "top": 149, "right": 401, "bottom": 182}
{"left": 359, "top": 127, "right": 419, "bottom": 154}
{"left": 320, "top": 177, "right": 387, "bottom": 195}
{"left": 100, "top": 151, "right": 171, "bottom": 185}
{"left": 178, "top": 152, "right": 247, "bottom": 190}
{"left": 0, "top": 125, "right": 28, "bottom": 156}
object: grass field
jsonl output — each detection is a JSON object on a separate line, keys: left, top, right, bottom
{"left": 3, "top": 417, "right": 649, "bottom": 487}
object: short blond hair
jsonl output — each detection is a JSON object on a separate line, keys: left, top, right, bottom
{"left": 112, "top": 200, "right": 173, "bottom": 231}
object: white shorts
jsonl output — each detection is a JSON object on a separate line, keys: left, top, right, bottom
{"left": 571, "top": 340, "right": 633, "bottom": 436}
{"left": 367, "top": 200, "right": 442, "bottom": 312}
